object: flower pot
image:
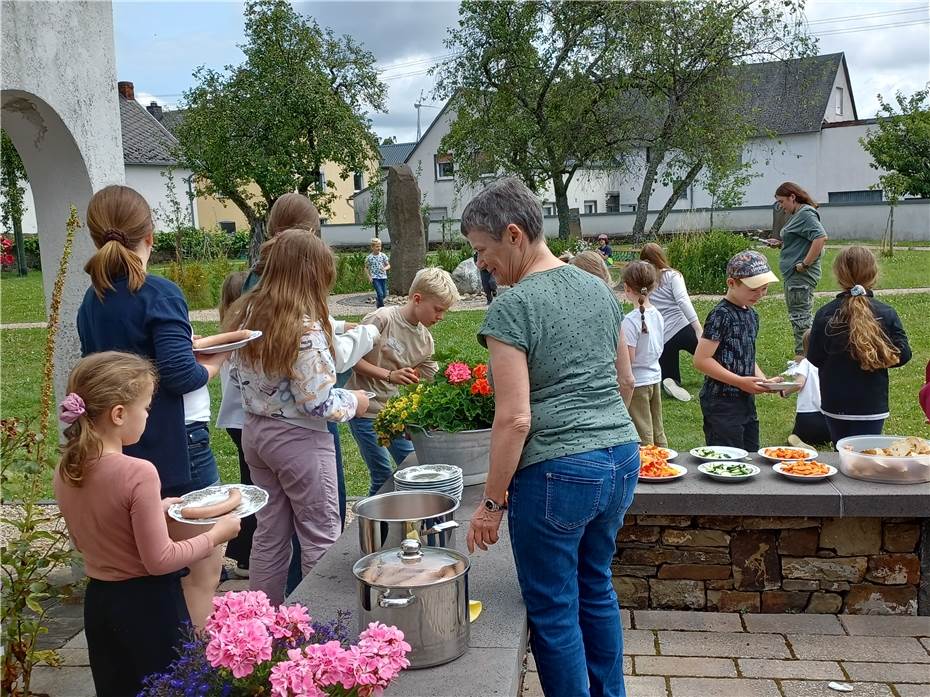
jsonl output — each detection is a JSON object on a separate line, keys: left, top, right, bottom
{"left": 406, "top": 426, "right": 491, "bottom": 486}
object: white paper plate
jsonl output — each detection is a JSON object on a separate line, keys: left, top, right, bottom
{"left": 772, "top": 462, "right": 837, "bottom": 481}
{"left": 698, "top": 462, "right": 761, "bottom": 481}
{"left": 193, "top": 330, "right": 263, "bottom": 354}
{"left": 758, "top": 446, "right": 818, "bottom": 462}
{"left": 758, "top": 381, "right": 801, "bottom": 390}
{"left": 689, "top": 446, "right": 749, "bottom": 461}
{"left": 168, "top": 484, "right": 268, "bottom": 524}
{"left": 639, "top": 463, "right": 687, "bottom": 482}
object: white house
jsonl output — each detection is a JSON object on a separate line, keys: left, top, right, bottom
{"left": 6, "top": 81, "right": 197, "bottom": 236}
{"left": 352, "top": 52, "right": 929, "bottom": 240}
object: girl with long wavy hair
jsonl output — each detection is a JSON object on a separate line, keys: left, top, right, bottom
{"left": 54, "top": 352, "right": 238, "bottom": 697}
{"left": 224, "top": 230, "right": 370, "bottom": 605}
{"left": 807, "top": 246, "right": 911, "bottom": 446}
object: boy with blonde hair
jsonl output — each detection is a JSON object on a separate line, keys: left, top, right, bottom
{"left": 348, "top": 267, "right": 460, "bottom": 495}
{"left": 365, "top": 238, "right": 390, "bottom": 307}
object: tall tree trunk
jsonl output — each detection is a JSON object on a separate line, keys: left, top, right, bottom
{"left": 632, "top": 152, "right": 664, "bottom": 243}
{"left": 552, "top": 174, "right": 571, "bottom": 239}
{"left": 12, "top": 213, "right": 26, "bottom": 276}
{"left": 647, "top": 161, "right": 703, "bottom": 237}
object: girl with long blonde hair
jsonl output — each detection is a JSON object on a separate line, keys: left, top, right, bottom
{"left": 77, "top": 184, "right": 228, "bottom": 627}
{"left": 807, "top": 246, "right": 911, "bottom": 445}
{"left": 54, "top": 352, "right": 238, "bottom": 697}
{"left": 225, "top": 230, "right": 370, "bottom": 605}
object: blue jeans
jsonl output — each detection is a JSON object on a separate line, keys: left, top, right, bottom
{"left": 372, "top": 278, "right": 387, "bottom": 308}
{"left": 508, "top": 443, "right": 640, "bottom": 697}
{"left": 349, "top": 417, "right": 414, "bottom": 496}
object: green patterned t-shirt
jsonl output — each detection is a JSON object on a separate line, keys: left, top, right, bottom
{"left": 479, "top": 264, "right": 639, "bottom": 470}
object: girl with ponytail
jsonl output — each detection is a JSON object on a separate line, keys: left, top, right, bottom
{"left": 77, "top": 185, "right": 228, "bottom": 628}
{"left": 807, "top": 246, "right": 911, "bottom": 446}
{"left": 54, "top": 352, "right": 239, "bottom": 697}
{"left": 620, "top": 261, "right": 668, "bottom": 446}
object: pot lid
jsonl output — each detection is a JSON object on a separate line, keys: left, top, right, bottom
{"left": 353, "top": 539, "right": 470, "bottom": 588}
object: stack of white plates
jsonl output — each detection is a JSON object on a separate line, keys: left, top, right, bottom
{"left": 394, "top": 464, "right": 464, "bottom": 501}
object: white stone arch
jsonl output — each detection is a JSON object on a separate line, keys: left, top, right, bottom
{"left": 1, "top": 0, "right": 125, "bottom": 397}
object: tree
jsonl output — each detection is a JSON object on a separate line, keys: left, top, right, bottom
{"left": 362, "top": 169, "right": 387, "bottom": 238}
{"left": 381, "top": 136, "right": 398, "bottom": 145}
{"left": 702, "top": 156, "right": 759, "bottom": 230}
{"left": 859, "top": 89, "right": 930, "bottom": 256}
{"left": 620, "top": 0, "right": 814, "bottom": 241}
{"left": 174, "top": 0, "right": 385, "bottom": 259}
{"left": 1, "top": 129, "right": 28, "bottom": 276}
{"left": 433, "top": 1, "right": 643, "bottom": 238}
{"left": 154, "top": 165, "right": 194, "bottom": 266}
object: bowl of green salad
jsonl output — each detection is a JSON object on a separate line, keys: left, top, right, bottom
{"left": 697, "top": 461, "right": 760, "bottom": 482}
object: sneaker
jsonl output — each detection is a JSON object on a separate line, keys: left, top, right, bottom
{"left": 787, "top": 434, "right": 814, "bottom": 450}
{"left": 662, "top": 378, "right": 692, "bottom": 402}
{"left": 231, "top": 564, "right": 250, "bottom": 579}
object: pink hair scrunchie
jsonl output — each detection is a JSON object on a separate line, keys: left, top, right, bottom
{"left": 59, "top": 393, "right": 86, "bottom": 424}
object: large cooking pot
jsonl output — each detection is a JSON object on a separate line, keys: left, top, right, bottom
{"left": 353, "top": 538, "right": 470, "bottom": 668}
{"left": 353, "top": 491, "right": 460, "bottom": 555}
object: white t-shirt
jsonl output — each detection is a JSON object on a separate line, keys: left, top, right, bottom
{"left": 622, "top": 306, "right": 665, "bottom": 387}
{"left": 183, "top": 386, "right": 211, "bottom": 424}
{"left": 786, "top": 358, "right": 821, "bottom": 414}
{"left": 650, "top": 268, "right": 699, "bottom": 342}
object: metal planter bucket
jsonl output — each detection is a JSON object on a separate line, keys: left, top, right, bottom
{"left": 353, "top": 539, "right": 470, "bottom": 668}
{"left": 353, "top": 491, "right": 460, "bottom": 555}
{"left": 407, "top": 426, "right": 491, "bottom": 486}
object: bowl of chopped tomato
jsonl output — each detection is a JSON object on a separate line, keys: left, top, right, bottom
{"left": 773, "top": 460, "right": 837, "bottom": 481}
{"left": 758, "top": 446, "right": 817, "bottom": 462}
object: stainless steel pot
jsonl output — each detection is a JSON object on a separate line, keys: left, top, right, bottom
{"left": 353, "top": 539, "right": 470, "bottom": 668}
{"left": 353, "top": 491, "right": 460, "bottom": 555}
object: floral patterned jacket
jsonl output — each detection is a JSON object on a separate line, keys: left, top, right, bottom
{"left": 233, "top": 321, "right": 358, "bottom": 431}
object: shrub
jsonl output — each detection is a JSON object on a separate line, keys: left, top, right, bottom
{"left": 666, "top": 230, "right": 753, "bottom": 295}
{"left": 332, "top": 251, "right": 371, "bottom": 295}
{"left": 22, "top": 235, "right": 41, "bottom": 269}
{"left": 163, "top": 261, "right": 214, "bottom": 310}
{"left": 430, "top": 241, "right": 472, "bottom": 273}
{"left": 152, "top": 228, "right": 250, "bottom": 264}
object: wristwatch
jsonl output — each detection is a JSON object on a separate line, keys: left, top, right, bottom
{"left": 483, "top": 497, "right": 506, "bottom": 512}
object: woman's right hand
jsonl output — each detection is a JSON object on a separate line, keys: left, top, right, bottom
{"left": 196, "top": 351, "right": 230, "bottom": 379}
{"left": 207, "top": 514, "right": 241, "bottom": 545}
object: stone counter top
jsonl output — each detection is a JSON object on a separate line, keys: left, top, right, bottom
{"left": 630, "top": 452, "right": 929, "bottom": 518}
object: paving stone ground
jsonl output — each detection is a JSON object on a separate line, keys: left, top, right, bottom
{"left": 22, "top": 597, "right": 930, "bottom": 696}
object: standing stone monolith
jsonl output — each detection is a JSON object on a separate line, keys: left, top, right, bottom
{"left": 385, "top": 164, "right": 426, "bottom": 295}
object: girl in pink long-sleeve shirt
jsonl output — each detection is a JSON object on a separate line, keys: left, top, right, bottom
{"left": 54, "top": 352, "right": 239, "bottom": 697}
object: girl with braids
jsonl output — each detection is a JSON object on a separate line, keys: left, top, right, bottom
{"left": 620, "top": 261, "right": 667, "bottom": 446}
{"left": 54, "top": 352, "right": 239, "bottom": 697}
{"left": 77, "top": 184, "right": 228, "bottom": 627}
{"left": 808, "top": 246, "right": 911, "bottom": 446}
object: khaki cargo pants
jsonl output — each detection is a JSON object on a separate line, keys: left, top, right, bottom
{"left": 785, "top": 284, "right": 814, "bottom": 356}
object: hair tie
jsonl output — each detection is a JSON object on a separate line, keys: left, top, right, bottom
{"left": 850, "top": 284, "right": 867, "bottom": 297}
{"left": 103, "top": 228, "right": 127, "bottom": 245}
{"left": 640, "top": 287, "right": 648, "bottom": 295}
{"left": 59, "top": 393, "right": 86, "bottom": 424}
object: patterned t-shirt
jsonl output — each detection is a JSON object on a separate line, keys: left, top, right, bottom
{"left": 365, "top": 252, "right": 389, "bottom": 279}
{"left": 699, "top": 299, "right": 759, "bottom": 399}
{"left": 479, "top": 264, "right": 639, "bottom": 469}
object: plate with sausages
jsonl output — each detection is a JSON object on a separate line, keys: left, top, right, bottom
{"left": 168, "top": 484, "right": 268, "bottom": 524}
{"left": 192, "top": 330, "right": 262, "bottom": 354}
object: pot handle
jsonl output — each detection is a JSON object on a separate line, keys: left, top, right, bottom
{"left": 379, "top": 592, "right": 417, "bottom": 609}
{"left": 424, "top": 520, "right": 459, "bottom": 535}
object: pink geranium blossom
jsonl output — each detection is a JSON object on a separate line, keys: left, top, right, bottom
{"left": 273, "top": 603, "right": 314, "bottom": 641}
{"left": 205, "top": 616, "right": 274, "bottom": 678}
{"left": 444, "top": 362, "right": 472, "bottom": 384}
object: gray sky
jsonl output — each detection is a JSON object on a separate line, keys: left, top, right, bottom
{"left": 115, "top": 0, "right": 930, "bottom": 144}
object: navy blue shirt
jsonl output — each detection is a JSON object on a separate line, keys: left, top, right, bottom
{"left": 77, "top": 274, "right": 208, "bottom": 493}
{"left": 700, "top": 299, "right": 759, "bottom": 399}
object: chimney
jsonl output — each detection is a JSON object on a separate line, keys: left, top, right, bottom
{"left": 117, "top": 81, "right": 135, "bottom": 100}
{"left": 146, "top": 101, "right": 163, "bottom": 121}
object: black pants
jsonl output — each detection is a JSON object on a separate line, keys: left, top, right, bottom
{"left": 824, "top": 415, "right": 885, "bottom": 450}
{"left": 85, "top": 574, "right": 189, "bottom": 697}
{"left": 480, "top": 268, "right": 497, "bottom": 304}
{"left": 699, "top": 391, "right": 760, "bottom": 451}
{"left": 792, "top": 411, "right": 832, "bottom": 445}
{"left": 659, "top": 324, "right": 699, "bottom": 385}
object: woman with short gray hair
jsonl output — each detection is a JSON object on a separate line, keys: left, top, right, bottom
{"left": 463, "top": 177, "right": 638, "bottom": 697}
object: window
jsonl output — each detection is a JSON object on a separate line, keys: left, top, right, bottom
{"left": 828, "top": 190, "right": 882, "bottom": 204}
{"left": 674, "top": 181, "right": 690, "bottom": 201}
{"left": 317, "top": 169, "right": 326, "bottom": 191}
{"left": 435, "top": 153, "right": 454, "bottom": 179}
{"left": 542, "top": 201, "right": 556, "bottom": 216}
{"left": 218, "top": 221, "right": 236, "bottom": 234}
{"left": 835, "top": 87, "right": 844, "bottom": 115}
{"left": 320, "top": 217, "right": 328, "bottom": 225}
{"left": 583, "top": 200, "right": 598, "bottom": 215}
{"left": 605, "top": 193, "right": 620, "bottom": 213}
{"left": 620, "top": 204, "right": 636, "bottom": 213}
{"left": 353, "top": 172, "right": 364, "bottom": 191}
{"left": 476, "top": 152, "right": 495, "bottom": 177}
{"left": 428, "top": 207, "right": 448, "bottom": 222}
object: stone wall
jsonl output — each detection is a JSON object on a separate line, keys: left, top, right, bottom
{"left": 613, "top": 515, "right": 922, "bottom": 615}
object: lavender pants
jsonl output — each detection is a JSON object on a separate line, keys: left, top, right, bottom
{"left": 242, "top": 414, "right": 340, "bottom": 605}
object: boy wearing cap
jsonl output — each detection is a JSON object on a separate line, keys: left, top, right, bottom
{"left": 597, "top": 234, "right": 613, "bottom": 260}
{"left": 693, "top": 250, "right": 779, "bottom": 450}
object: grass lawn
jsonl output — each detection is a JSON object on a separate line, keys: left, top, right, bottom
{"left": 2, "top": 293, "right": 927, "bottom": 499}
